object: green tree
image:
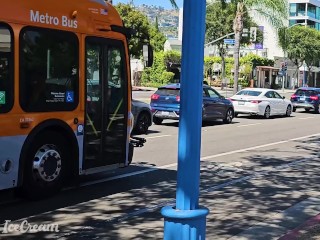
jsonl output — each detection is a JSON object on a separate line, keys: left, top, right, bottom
{"left": 149, "top": 25, "right": 166, "bottom": 52}
{"left": 155, "top": 16, "right": 159, "bottom": 31}
{"left": 279, "top": 26, "right": 320, "bottom": 86}
{"left": 302, "top": 28, "right": 320, "bottom": 85}
{"left": 115, "top": 4, "right": 150, "bottom": 58}
{"left": 115, "top": 4, "right": 166, "bottom": 57}
{"left": 228, "top": 0, "right": 288, "bottom": 93}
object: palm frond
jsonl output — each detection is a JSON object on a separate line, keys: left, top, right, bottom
{"left": 169, "top": 0, "right": 178, "bottom": 9}
{"left": 245, "top": 0, "right": 288, "bottom": 28}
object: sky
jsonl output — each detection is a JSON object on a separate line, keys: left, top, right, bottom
{"left": 113, "top": 0, "right": 183, "bottom": 9}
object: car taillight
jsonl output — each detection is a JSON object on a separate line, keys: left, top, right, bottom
{"left": 291, "top": 95, "right": 296, "bottom": 99}
{"left": 176, "top": 96, "right": 180, "bottom": 102}
{"left": 310, "top": 95, "right": 319, "bottom": 101}
{"left": 151, "top": 94, "right": 160, "bottom": 100}
{"left": 250, "top": 100, "right": 262, "bottom": 104}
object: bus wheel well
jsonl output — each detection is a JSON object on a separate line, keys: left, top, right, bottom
{"left": 18, "top": 123, "right": 79, "bottom": 188}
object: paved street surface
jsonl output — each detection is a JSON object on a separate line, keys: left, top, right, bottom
{"left": 1, "top": 88, "right": 320, "bottom": 240}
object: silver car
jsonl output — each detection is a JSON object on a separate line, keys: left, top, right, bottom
{"left": 132, "top": 99, "right": 153, "bottom": 134}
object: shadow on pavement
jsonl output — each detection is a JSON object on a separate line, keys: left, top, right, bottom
{"left": 0, "top": 137, "right": 319, "bottom": 240}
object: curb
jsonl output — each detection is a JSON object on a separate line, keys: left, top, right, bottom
{"left": 279, "top": 213, "right": 320, "bottom": 240}
{"left": 132, "top": 86, "right": 157, "bottom": 92}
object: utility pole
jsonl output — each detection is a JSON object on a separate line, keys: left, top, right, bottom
{"left": 162, "top": 0, "right": 209, "bottom": 239}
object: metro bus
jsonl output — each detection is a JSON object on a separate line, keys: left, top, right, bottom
{"left": 0, "top": 0, "right": 152, "bottom": 198}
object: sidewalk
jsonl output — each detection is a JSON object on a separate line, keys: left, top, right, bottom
{"left": 132, "top": 85, "right": 296, "bottom": 93}
{"left": 132, "top": 86, "right": 157, "bottom": 91}
{"left": 230, "top": 196, "right": 320, "bottom": 240}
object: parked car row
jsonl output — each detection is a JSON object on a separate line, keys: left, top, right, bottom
{"left": 132, "top": 85, "right": 320, "bottom": 134}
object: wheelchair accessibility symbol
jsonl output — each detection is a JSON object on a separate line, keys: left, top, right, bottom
{"left": 66, "top": 91, "right": 74, "bottom": 103}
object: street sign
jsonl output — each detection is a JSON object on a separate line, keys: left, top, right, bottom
{"left": 224, "top": 39, "right": 235, "bottom": 45}
{"left": 255, "top": 43, "right": 263, "bottom": 49}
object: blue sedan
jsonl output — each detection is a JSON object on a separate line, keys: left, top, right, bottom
{"left": 150, "top": 83, "right": 234, "bottom": 125}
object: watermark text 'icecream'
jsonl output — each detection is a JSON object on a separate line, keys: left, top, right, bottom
{"left": 1, "top": 220, "right": 59, "bottom": 234}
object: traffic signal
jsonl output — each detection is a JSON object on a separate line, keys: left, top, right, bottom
{"left": 250, "top": 27, "right": 257, "bottom": 42}
{"left": 281, "top": 62, "right": 288, "bottom": 71}
{"left": 280, "top": 62, "right": 288, "bottom": 73}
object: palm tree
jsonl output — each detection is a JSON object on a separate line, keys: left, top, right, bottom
{"left": 230, "top": 0, "right": 288, "bottom": 93}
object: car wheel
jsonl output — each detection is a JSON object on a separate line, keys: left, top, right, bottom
{"left": 264, "top": 106, "right": 271, "bottom": 119}
{"left": 292, "top": 107, "right": 296, "bottom": 112}
{"left": 153, "top": 117, "right": 163, "bottom": 125}
{"left": 21, "top": 131, "right": 68, "bottom": 199}
{"left": 135, "top": 112, "right": 151, "bottom": 134}
{"left": 315, "top": 106, "right": 319, "bottom": 114}
{"left": 223, "top": 108, "right": 234, "bottom": 124}
{"left": 305, "top": 108, "right": 310, "bottom": 112}
{"left": 286, "top": 105, "right": 292, "bottom": 117}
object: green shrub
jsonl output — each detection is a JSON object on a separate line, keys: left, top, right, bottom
{"left": 161, "top": 71, "right": 175, "bottom": 84}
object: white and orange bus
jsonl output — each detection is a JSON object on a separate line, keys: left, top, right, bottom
{"left": 0, "top": 0, "right": 152, "bottom": 198}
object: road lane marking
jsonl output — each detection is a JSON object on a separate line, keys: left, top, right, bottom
{"left": 299, "top": 117, "right": 315, "bottom": 120}
{"left": 145, "top": 135, "right": 171, "bottom": 139}
{"left": 201, "top": 133, "right": 320, "bottom": 160}
{"left": 237, "top": 123, "right": 262, "bottom": 128}
{"left": 77, "top": 133, "right": 320, "bottom": 188}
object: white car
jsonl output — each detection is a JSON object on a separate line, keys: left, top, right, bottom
{"left": 230, "top": 88, "right": 292, "bottom": 118}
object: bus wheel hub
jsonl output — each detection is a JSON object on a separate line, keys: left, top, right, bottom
{"left": 32, "top": 145, "right": 62, "bottom": 182}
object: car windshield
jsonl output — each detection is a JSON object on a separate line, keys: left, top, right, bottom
{"left": 236, "top": 90, "right": 262, "bottom": 96}
{"left": 156, "top": 88, "right": 180, "bottom": 96}
{"left": 295, "top": 89, "right": 317, "bottom": 96}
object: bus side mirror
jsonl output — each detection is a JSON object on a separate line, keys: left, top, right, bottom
{"left": 143, "top": 44, "right": 153, "bottom": 67}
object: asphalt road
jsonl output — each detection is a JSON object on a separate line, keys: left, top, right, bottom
{"left": 1, "top": 94, "right": 320, "bottom": 239}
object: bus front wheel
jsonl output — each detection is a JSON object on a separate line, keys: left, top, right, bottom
{"left": 22, "top": 131, "right": 68, "bottom": 199}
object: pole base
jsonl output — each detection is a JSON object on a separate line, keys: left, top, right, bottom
{"left": 161, "top": 206, "right": 209, "bottom": 240}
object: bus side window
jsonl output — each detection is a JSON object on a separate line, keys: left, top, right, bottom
{"left": 105, "top": 47, "right": 126, "bottom": 131}
{"left": 20, "top": 27, "right": 79, "bottom": 112}
{"left": 0, "top": 25, "right": 14, "bottom": 113}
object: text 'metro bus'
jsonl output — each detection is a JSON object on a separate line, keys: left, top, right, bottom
{"left": 0, "top": 0, "right": 152, "bottom": 198}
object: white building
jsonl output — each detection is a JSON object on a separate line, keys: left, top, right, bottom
{"left": 164, "top": 39, "right": 182, "bottom": 52}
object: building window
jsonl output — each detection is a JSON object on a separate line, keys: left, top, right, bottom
{"left": 20, "top": 27, "right": 79, "bottom": 112}
{"left": 307, "top": 20, "right": 316, "bottom": 28}
{"left": 289, "top": 20, "right": 297, "bottom": 26}
{"left": 290, "top": 4, "right": 297, "bottom": 17}
{"left": 0, "top": 24, "right": 14, "bottom": 113}
{"left": 297, "top": 3, "right": 306, "bottom": 16}
{"left": 308, "top": 4, "right": 316, "bottom": 19}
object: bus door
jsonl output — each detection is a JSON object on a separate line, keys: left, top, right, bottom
{"left": 83, "top": 37, "right": 128, "bottom": 170}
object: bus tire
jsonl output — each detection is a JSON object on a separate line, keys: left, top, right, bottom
{"left": 21, "top": 131, "right": 69, "bottom": 199}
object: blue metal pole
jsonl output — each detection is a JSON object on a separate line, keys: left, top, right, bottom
{"left": 161, "top": 0, "right": 209, "bottom": 239}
